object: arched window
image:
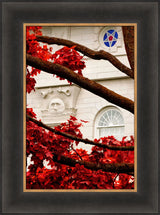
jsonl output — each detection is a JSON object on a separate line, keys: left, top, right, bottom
{"left": 96, "top": 107, "right": 125, "bottom": 140}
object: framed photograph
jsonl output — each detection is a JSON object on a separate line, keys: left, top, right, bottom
{"left": 24, "top": 23, "right": 136, "bottom": 192}
{"left": 1, "top": 1, "right": 158, "bottom": 214}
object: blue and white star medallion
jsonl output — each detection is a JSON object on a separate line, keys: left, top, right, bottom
{"left": 103, "top": 29, "right": 118, "bottom": 47}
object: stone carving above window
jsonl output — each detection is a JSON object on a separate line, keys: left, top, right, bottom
{"left": 40, "top": 87, "right": 72, "bottom": 99}
{"left": 57, "top": 87, "right": 71, "bottom": 96}
{"left": 37, "top": 85, "right": 81, "bottom": 125}
{"left": 49, "top": 98, "right": 65, "bottom": 113}
{"left": 40, "top": 88, "right": 53, "bottom": 98}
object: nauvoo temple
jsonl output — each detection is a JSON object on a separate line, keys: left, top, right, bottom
{"left": 27, "top": 26, "right": 134, "bottom": 152}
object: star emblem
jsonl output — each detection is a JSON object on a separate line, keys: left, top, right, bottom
{"left": 103, "top": 29, "right": 118, "bottom": 47}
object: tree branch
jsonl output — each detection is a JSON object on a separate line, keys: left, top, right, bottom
{"left": 53, "top": 153, "right": 134, "bottom": 175}
{"left": 36, "top": 35, "right": 134, "bottom": 79}
{"left": 27, "top": 115, "right": 134, "bottom": 151}
{"left": 70, "top": 144, "right": 83, "bottom": 160}
{"left": 122, "top": 26, "right": 134, "bottom": 71}
{"left": 26, "top": 54, "right": 134, "bottom": 113}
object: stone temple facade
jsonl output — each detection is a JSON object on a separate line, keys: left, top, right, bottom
{"left": 27, "top": 26, "right": 134, "bottom": 152}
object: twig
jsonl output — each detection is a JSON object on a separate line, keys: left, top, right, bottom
{"left": 70, "top": 144, "right": 83, "bottom": 161}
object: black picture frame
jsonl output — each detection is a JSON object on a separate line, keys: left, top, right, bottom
{"left": 1, "top": 1, "right": 159, "bottom": 214}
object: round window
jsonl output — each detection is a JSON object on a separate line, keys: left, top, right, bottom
{"left": 103, "top": 29, "right": 118, "bottom": 47}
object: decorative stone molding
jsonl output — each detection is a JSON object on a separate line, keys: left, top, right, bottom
{"left": 40, "top": 88, "right": 53, "bottom": 98}
{"left": 41, "top": 107, "right": 77, "bottom": 125}
{"left": 38, "top": 85, "right": 81, "bottom": 125}
{"left": 57, "top": 87, "right": 71, "bottom": 96}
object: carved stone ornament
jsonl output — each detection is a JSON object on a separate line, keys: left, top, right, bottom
{"left": 39, "top": 85, "right": 81, "bottom": 125}
{"left": 57, "top": 87, "right": 71, "bottom": 96}
{"left": 40, "top": 88, "right": 53, "bottom": 98}
{"left": 48, "top": 98, "right": 65, "bottom": 113}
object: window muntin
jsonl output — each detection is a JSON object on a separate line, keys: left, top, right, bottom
{"left": 97, "top": 108, "right": 124, "bottom": 140}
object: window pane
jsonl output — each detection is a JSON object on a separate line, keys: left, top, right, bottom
{"left": 98, "top": 108, "right": 125, "bottom": 140}
{"left": 99, "top": 126, "right": 124, "bottom": 140}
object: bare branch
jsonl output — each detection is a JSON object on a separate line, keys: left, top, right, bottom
{"left": 36, "top": 35, "right": 134, "bottom": 79}
{"left": 26, "top": 54, "right": 134, "bottom": 113}
{"left": 27, "top": 115, "right": 134, "bottom": 151}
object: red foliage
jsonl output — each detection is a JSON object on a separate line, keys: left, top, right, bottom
{"left": 26, "top": 27, "right": 86, "bottom": 93}
{"left": 52, "top": 46, "right": 86, "bottom": 83}
{"left": 26, "top": 69, "right": 36, "bottom": 93}
{"left": 90, "top": 136, "right": 134, "bottom": 164}
{"left": 26, "top": 26, "right": 52, "bottom": 93}
{"left": 26, "top": 108, "right": 134, "bottom": 189}
{"left": 26, "top": 26, "right": 134, "bottom": 189}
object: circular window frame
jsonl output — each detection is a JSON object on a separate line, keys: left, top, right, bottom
{"left": 98, "top": 27, "right": 120, "bottom": 50}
